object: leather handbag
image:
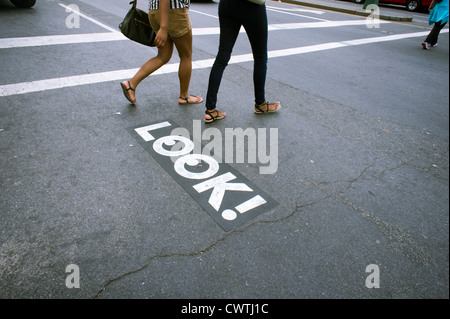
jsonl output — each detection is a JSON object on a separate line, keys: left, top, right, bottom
{"left": 246, "top": 0, "right": 267, "bottom": 5}
{"left": 119, "top": 0, "right": 156, "bottom": 47}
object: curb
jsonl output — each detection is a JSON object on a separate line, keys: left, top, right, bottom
{"left": 278, "top": 0, "right": 414, "bottom": 22}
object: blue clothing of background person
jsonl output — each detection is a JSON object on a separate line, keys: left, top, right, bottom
{"left": 422, "top": 0, "right": 449, "bottom": 49}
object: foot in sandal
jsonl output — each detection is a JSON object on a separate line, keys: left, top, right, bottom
{"left": 120, "top": 80, "right": 136, "bottom": 104}
{"left": 254, "top": 101, "right": 281, "bottom": 114}
{"left": 178, "top": 95, "right": 203, "bottom": 104}
{"left": 204, "top": 109, "right": 226, "bottom": 123}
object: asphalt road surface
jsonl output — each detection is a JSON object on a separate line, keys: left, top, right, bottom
{"left": 0, "top": 0, "right": 448, "bottom": 301}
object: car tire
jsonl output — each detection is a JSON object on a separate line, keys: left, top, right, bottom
{"left": 10, "top": 0, "right": 36, "bottom": 8}
{"left": 406, "top": 0, "right": 420, "bottom": 11}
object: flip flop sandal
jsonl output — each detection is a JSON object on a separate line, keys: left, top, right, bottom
{"left": 120, "top": 81, "right": 136, "bottom": 104}
{"left": 254, "top": 101, "right": 281, "bottom": 114}
{"left": 179, "top": 95, "right": 203, "bottom": 104}
{"left": 204, "top": 109, "right": 226, "bottom": 123}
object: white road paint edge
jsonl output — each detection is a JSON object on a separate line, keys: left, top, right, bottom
{"left": 0, "top": 20, "right": 390, "bottom": 49}
{"left": 0, "top": 30, "right": 447, "bottom": 97}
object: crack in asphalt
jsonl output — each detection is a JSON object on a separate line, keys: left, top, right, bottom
{"left": 311, "top": 160, "right": 434, "bottom": 268}
{"left": 332, "top": 163, "right": 435, "bottom": 268}
{"left": 94, "top": 158, "right": 435, "bottom": 298}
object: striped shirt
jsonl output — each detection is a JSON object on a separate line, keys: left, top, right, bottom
{"left": 149, "top": 0, "right": 190, "bottom": 9}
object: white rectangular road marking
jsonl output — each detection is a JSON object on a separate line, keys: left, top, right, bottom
{"left": 191, "top": 6, "right": 327, "bottom": 21}
{"left": 189, "top": 9, "right": 219, "bottom": 19}
{"left": 0, "top": 20, "right": 390, "bottom": 48}
{"left": 267, "top": 19, "right": 390, "bottom": 31}
{"left": 193, "top": 20, "right": 391, "bottom": 35}
{"left": 0, "top": 32, "right": 127, "bottom": 49}
{"left": 267, "top": 7, "right": 329, "bottom": 22}
{"left": 266, "top": 6, "right": 326, "bottom": 15}
{"left": 1, "top": 30, "right": 446, "bottom": 97}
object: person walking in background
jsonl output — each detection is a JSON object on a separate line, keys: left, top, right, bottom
{"left": 120, "top": 0, "right": 203, "bottom": 105}
{"left": 203, "top": 0, "right": 280, "bottom": 123}
{"left": 422, "top": 0, "right": 449, "bottom": 50}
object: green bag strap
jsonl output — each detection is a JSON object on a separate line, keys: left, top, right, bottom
{"left": 129, "top": 0, "right": 137, "bottom": 9}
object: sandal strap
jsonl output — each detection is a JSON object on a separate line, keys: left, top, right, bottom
{"left": 255, "top": 101, "right": 268, "bottom": 112}
{"left": 126, "top": 81, "right": 135, "bottom": 91}
{"left": 205, "top": 109, "right": 219, "bottom": 121}
{"left": 180, "top": 95, "right": 201, "bottom": 102}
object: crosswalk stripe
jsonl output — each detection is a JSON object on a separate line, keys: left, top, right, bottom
{"left": 0, "top": 20, "right": 390, "bottom": 49}
{"left": 1, "top": 30, "right": 446, "bottom": 97}
{"left": 267, "top": 7, "right": 329, "bottom": 22}
{"left": 0, "top": 32, "right": 127, "bottom": 49}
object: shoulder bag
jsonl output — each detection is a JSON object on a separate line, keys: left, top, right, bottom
{"left": 119, "top": 0, "right": 156, "bottom": 47}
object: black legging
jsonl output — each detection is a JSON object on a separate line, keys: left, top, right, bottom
{"left": 206, "top": 0, "right": 268, "bottom": 110}
{"left": 425, "top": 20, "right": 447, "bottom": 46}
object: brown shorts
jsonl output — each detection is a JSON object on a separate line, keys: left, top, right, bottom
{"left": 149, "top": 8, "right": 192, "bottom": 39}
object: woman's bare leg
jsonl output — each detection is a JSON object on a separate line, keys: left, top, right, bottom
{"left": 121, "top": 39, "right": 174, "bottom": 103}
{"left": 172, "top": 30, "right": 202, "bottom": 103}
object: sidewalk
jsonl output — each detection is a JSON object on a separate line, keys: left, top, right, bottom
{"left": 277, "top": 0, "right": 414, "bottom": 21}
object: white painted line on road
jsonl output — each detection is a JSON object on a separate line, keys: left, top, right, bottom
{"left": 0, "top": 30, "right": 447, "bottom": 97}
{"left": 0, "top": 20, "right": 390, "bottom": 48}
{"left": 191, "top": 6, "right": 328, "bottom": 22}
{"left": 267, "top": 7, "right": 329, "bottom": 22}
{"left": 193, "top": 20, "right": 391, "bottom": 35}
{"left": 189, "top": 9, "right": 219, "bottom": 19}
{"left": 266, "top": 29, "right": 448, "bottom": 58}
{"left": 266, "top": 5, "right": 326, "bottom": 15}
{"left": 0, "top": 69, "right": 138, "bottom": 97}
{"left": 193, "top": 20, "right": 388, "bottom": 35}
{"left": 58, "top": 3, "right": 118, "bottom": 33}
{"left": 191, "top": 6, "right": 327, "bottom": 21}
{"left": 0, "top": 32, "right": 127, "bottom": 49}
{"left": 267, "top": 19, "right": 390, "bottom": 31}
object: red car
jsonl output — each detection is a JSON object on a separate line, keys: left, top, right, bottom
{"left": 354, "top": 0, "right": 433, "bottom": 11}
